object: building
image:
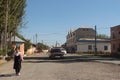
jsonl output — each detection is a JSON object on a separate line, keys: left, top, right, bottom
{"left": 66, "top": 26, "right": 111, "bottom": 53}
{"left": 111, "top": 25, "right": 120, "bottom": 55}
{"left": 11, "top": 36, "right": 25, "bottom": 54}
{"left": 76, "top": 38, "right": 111, "bottom": 53}
{"left": 66, "top": 27, "right": 95, "bottom": 53}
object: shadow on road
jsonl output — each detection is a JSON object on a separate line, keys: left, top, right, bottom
{"left": 23, "top": 55, "right": 119, "bottom": 63}
{"left": 0, "top": 73, "right": 15, "bottom": 77}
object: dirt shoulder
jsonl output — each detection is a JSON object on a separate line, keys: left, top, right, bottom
{"left": 0, "top": 60, "right": 7, "bottom": 66}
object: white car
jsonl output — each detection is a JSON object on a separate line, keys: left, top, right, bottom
{"left": 61, "top": 48, "right": 67, "bottom": 54}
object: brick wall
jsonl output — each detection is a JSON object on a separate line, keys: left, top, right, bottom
{"left": 111, "top": 25, "right": 120, "bottom": 54}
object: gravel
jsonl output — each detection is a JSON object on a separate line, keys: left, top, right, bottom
{"left": 0, "top": 54, "right": 120, "bottom": 80}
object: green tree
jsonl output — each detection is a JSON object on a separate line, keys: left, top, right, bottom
{"left": 96, "top": 34, "right": 110, "bottom": 39}
{"left": 36, "top": 43, "right": 49, "bottom": 50}
{"left": 24, "top": 40, "right": 31, "bottom": 52}
{"left": 0, "top": 0, "right": 26, "bottom": 56}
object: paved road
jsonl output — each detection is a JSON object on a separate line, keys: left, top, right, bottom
{"left": 0, "top": 53, "right": 120, "bottom": 80}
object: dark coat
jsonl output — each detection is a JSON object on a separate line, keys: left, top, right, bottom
{"left": 13, "top": 54, "right": 22, "bottom": 69}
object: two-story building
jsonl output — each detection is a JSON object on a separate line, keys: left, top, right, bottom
{"left": 66, "top": 26, "right": 111, "bottom": 53}
{"left": 66, "top": 27, "right": 95, "bottom": 53}
{"left": 111, "top": 25, "right": 120, "bottom": 55}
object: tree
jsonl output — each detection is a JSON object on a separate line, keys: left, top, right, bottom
{"left": 96, "top": 34, "right": 110, "bottom": 39}
{"left": 24, "top": 40, "right": 31, "bottom": 52}
{"left": 8, "top": 0, "right": 26, "bottom": 45}
{"left": 36, "top": 43, "right": 49, "bottom": 50}
{"left": 0, "top": 0, "right": 26, "bottom": 56}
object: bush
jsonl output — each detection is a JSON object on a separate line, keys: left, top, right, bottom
{"left": 0, "top": 48, "right": 7, "bottom": 56}
{"left": 7, "top": 48, "right": 14, "bottom": 57}
{"left": 88, "top": 51, "right": 94, "bottom": 54}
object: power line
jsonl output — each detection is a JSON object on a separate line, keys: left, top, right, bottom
{"left": 97, "top": 27, "right": 110, "bottom": 30}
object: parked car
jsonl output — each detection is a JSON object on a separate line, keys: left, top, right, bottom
{"left": 61, "top": 48, "right": 67, "bottom": 54}
{"left": 48, "top": 48, "right": 65, "bottom": 58}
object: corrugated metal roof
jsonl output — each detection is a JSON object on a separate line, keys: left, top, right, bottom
{"left": 11, "top": 36, "right": 25, "bottom": 42}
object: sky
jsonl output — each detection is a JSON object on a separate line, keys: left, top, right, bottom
{"left": 21, "top": 0, "right": 120, "bottom": 46}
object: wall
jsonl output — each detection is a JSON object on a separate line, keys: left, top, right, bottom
{"left": 20, "top": 43, "right": 24, "bottom": 54}
{"left": 77, "top": 42, "right": 111, "bottom": 53}
{"left": 111, "top": 25, "right": 120, "bottom": 54}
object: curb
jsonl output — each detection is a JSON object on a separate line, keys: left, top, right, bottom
{"left": 94, "top": 60, "right": 120, "bottom": 66}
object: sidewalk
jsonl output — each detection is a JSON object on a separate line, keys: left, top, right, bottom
{"left": 76, "top": 54, "right": 120, "bottom": 65}
{"left": 95, "top": 59, "right": 120, "bottom": 65}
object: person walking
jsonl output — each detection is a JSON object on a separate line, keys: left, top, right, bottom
{"left": 13, "top": 47, "right": 24, "bottom": 76}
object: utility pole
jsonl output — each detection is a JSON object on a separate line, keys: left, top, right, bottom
{"left": 55, "top": 41, "right": 57, "bottom": 47}
{"left": 42, "top": 40, "right": 43, "bottom": 44}
{"left": 33, "top": 35, "right": 34, "bottom": 44}
{"left": 36, "top": 33, "right": 37, "bottom": 45}
{"left": 94, "top": 25, "right": 97, "bottom": 55}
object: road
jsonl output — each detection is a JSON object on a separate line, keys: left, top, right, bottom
{"left": 0, "top": 53, "right": 120, "bottom": 80}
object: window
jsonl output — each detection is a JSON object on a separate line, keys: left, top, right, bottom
{"left": 88, "top": 45, "right": 92, "bottom": 50}
{"left": 73, "top": 33, "right": 75, "bottom": 36}
{"left": 16, "top": 43, "right": 21, "bottom": 48}
{"left": 83, "top": 29, "right": 85, "bottom": 31}
{"left": 104, "top": 46, "right": 108, "bottom": 50}
{"left": 119, "top": 32, "right": 120, "bottom": 34}
{"left": 118, "top": 44, "right": 120, "bottom": 52}
{"left": 113, "top": 44, "right": 115, "bottom": 50}
{"left": 119, "top": 44, "right": 120, "bottom": 48}
{"left": 112, "top": 33, "right": 115, "bottom": 39}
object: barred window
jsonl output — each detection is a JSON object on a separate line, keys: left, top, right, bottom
{"left": 104, "top": 46, "right": 108, "bottom": 50}
{"left": 88, "top": 45, "right": 92, "bottom": 50}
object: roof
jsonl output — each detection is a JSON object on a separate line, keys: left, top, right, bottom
{"left": 111, "top": 25, "right": 120, "bottom": 28}
{"left": 11, "top": 36, "right": 25, "bottom": 42}
{"left": 77, "top": 38, "right": 110, "bottom": 43}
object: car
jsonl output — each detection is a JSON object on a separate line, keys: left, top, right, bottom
{"left": 61, "top": 48, "right": 67, "bottom": 54}
{"left": 48, "top": 48, "right": 65, "bottom": 58}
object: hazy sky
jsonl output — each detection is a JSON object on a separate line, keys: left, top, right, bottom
{"left": 21, "top": 0, "right": 120, "bottom": 46}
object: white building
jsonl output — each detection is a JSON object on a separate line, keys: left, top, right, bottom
{"left": 66, "top": 27, "right": 95, "bottom": 53}
{"left": 76, "top": 38, "right": 111, "bottom": 53}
